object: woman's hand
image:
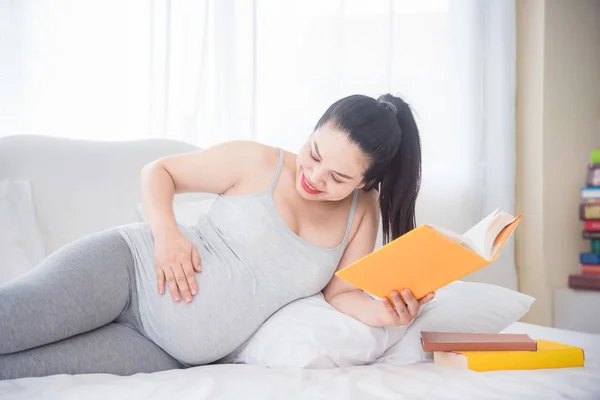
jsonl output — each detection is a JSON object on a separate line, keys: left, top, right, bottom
{"left": 376, "top": 289, "right": 435, "bottom": 327}
{"left": 154, "top": 230, "right": 202, "bottom": 303}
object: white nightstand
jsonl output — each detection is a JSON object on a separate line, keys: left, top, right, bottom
{"left": 554, "top": 287, "right": 600, "bottom": 334}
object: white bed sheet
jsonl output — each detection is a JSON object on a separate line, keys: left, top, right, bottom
{"left": 1, "top": 322, "right": 599, "bottom": 400}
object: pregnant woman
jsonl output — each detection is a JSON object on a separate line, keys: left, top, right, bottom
{"left": 0, "top": 93, "right": 434, "bottom": 379}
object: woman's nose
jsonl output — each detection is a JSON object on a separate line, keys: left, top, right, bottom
{"left": 309, "top": 167, "right": 326, "bottom": 185}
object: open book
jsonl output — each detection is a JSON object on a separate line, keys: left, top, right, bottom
{"left": 429, "top": 209, "right": 519, "bottom": 261}
{"left": 335, "top": 209, "right": 522, "bottom": 301}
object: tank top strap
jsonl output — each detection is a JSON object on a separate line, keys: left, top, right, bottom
{"left": 341, "top": 189, "right": 359, "bottom": 247}
{"left": 268, "top": 147, "right": 286, "bottom": 192}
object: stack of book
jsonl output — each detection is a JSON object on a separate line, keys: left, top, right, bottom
{"left": 571, "top": 149, "right": 600, "bottom": 291}
{"left": 422, "top": 331, "right": 585, "bottom": 372}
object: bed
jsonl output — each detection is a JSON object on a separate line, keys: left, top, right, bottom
{"left": 2, "top": 136, "right": 599, "bottom": 399}
{"left": 0, "top": 322, "right": 598, "bottom": 399}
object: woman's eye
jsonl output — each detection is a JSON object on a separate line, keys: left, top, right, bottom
{"left": 311, "top": 152, "right": 319, "bottom": 161}
{"left": 332, "top": 176, "right": 342, "bottom": 184}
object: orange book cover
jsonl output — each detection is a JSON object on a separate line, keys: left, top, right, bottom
{"left": 335, "top": 209, "right": 522, "bottom": 300}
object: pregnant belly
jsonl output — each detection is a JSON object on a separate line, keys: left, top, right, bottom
{"left": 137, "top": 270, "right": 273, "bottom": 366}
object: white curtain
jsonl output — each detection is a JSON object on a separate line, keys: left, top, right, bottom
{"left": 0, "top": 0, "right": 517, "bottom": 289}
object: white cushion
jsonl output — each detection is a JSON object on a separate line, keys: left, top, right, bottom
{"left": 219, "top": 293, "right": 398, "bottom": 369}
{"left": 0, "top": 135, "right": 199, "bottom": 255}
{"left": 0, "top": 180, "right": 45, "bottom": 283}
{"left": 376, "top": 281, "right": 535, "bottom": 365}
{"left": 220, "top": 281, "right": 534, "bottom": 369}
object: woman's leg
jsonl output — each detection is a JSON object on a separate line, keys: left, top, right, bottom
{"left": 0, "top": 323, "right": 183, "bottom": 379}
{"left": 0, "top": 229, "right": 136, "bottom": 355}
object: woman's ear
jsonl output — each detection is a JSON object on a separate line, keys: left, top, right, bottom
{"left": 360, "top": 179, "right": 377, "bottom": 191}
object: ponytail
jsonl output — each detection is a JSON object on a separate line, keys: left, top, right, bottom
{"left": 377, "top": 95, "right": 422, "bottom": 244}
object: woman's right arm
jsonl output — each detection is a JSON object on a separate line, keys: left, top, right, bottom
{"left": 141, "top": 141, "right": 247, "bottom": 237}
{"left": 140, "top": 140, "right": 263, "bottom": 303}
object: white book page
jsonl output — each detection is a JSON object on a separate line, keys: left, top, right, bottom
{"left": 485, "top": 212, "right": 517, "bottom": 258}
{"left": 427, "top": 225, "right": 481, "bottom": 256}
{"left": 428, "top": 208, "right": 515, "bottom": 260}
{"left": 461, "top": 209, "right": 501, "bottom": 258}
{"left": 462, "top": 208, "right": 515, "bottom": 260}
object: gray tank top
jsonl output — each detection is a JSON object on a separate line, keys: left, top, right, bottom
{"left": 116, "top": 148, "right": 359, "bottom": 366}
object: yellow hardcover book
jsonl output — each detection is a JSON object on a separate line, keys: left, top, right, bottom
{"left": 433, "top": 340, "right": 585, "bottom": 372}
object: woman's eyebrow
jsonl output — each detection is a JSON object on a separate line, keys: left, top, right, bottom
{"left": 313, "top": 140, "right": 355, "bottom": 180}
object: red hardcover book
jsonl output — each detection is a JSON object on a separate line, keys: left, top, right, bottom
{"left": 569, "top": 274, "right": 600, "bottom": 291}
{"left": 584, "top": 221, "right": 600, "bottom": 232}
{"left": 581, "top": 264, "right": 600, "bottom": 275}
{"left": 420, "top": 332, "right": 537, "bottom": 352}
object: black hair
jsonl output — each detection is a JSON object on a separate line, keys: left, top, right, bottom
{"left": 314, "top": 93, "right": 422, "bottom": 244}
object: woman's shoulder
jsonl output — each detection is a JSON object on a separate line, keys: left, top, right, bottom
{"left": 356, "top": 188, "right": 380, "bottom": 216}
{"left": 214, "top": 140, "right": 288, "bottom": 188}
{"left": 216, "top": 139, "right": 274, "bottom": 156}
{"left": 216, "top": 140, "right": 281, "bottom": 168}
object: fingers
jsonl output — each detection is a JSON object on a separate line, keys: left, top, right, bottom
{"left": 182, "top": 259, "right": 198, "bottom": 297}
{"left": 154, "top": 235, "right": 202, "bottom": 303}
{"left": 172, "top": 264, "right": 192, "bottom": 303}
{"left": 163, "top": 266, "right": 180, "bottom": 302}
{"left": 419, "top": 292, "right": 435, "bottom": 305}
{"left": 391, "top": 291, "right": 412, "bottom": 324}
{"left": 192, "top": 246, "right": 202, "bottom": 272}
{"left": 382, "top": 297, "right": 400, "bottom": 325}
{"left": 158, "top": 262, "right": 197, "bottom": 303}
{"left": 156, "top": 268, "right": 165, "bottom": 295}
{"left": 382, "top": 297, "right": 398, "bottom": 315}
{"left": 401, "top": 289, "right": 420, "bottom": 317}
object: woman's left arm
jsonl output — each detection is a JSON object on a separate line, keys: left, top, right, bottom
{"left": 322, "top": 193, "right": 433, "bottom": 328}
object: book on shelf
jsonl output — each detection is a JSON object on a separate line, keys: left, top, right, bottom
{"left": 586, "top": 163, "right": 600, "bottom": 187}
{"left": 569, "top": 273, "right": 600, "bottom": 291}
{"left": 433, "top": 340, "right": 584, "bottom": 372}
{"left": 579, "top": 200, "right": 600, "bottom": 220}
{"left": 592, "top": 239, "right": 600, "bottom": 254}
{"left": 580, "top": 252, "right": 600, "bottom": 264}
{"left": 583, "top": 231, "right": 600, "bottom": 239}
{"left": 583, "top": 221, "right": 600, "bottom": 232}
{"left": 420, "top": 332, "right": 537, "bottom": 352}
{"left": 581, "top": 187, "right": 600, "bottom": 200}
{"left": 581, "top": 264, "right": 600, "bottom": 275}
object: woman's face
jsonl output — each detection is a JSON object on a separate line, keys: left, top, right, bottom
{"left": 295, "top": 122, "right": 369, "bottom": 202}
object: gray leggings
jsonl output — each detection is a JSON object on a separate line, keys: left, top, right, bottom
{"left": 0, "top": 229, "right": 183, "bottom": 380}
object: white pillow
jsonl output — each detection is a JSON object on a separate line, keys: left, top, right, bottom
{"left": 376, "top": 281, "right": 535, "bottom": 365}
{"left": 220, "top": 293, "right": 400, "bottom": 369}
{"left": 0, "top": 180, "right": 46, "bottom": 284}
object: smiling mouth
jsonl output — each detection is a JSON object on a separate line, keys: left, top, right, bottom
{"left": 301, "top": 172, "right": 323, "bottom": 194}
